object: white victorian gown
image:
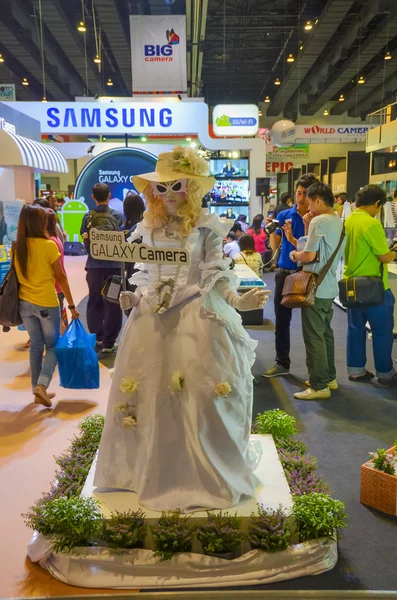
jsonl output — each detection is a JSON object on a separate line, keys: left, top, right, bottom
{"left": 94, "top": 209, "right": 259, "bottom": 512}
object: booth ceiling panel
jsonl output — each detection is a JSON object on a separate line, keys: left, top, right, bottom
{"left": 266, "top": 0, "right": 357, "bottom": 116}
{"left": 0, "top": 0, "right": 395, "bottom": 117}
{"left": 301, "top": 3, "right": 397, "bottom": 115}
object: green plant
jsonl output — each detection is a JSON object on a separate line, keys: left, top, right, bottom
{"left": 248, "top": 505, "right": 291, "bottom": 552}
{"left": 102, "top": 509, "right": 147, "bottom": 549}
{"left": 369, "top": 449, "right": 396, "bottom": 476}
{"left": 196, "top": 511, "right": 244, "bottom": 555}
{"left": 23, "top": 496, "right": 103, "bottom": 553}
{"left": 275, "top": 436, "right": 307, "bottom": 455}
{"left": 254, "top": 409, "right": 297, "bottom": 440}
{"left": 70, "top": 414, "right": 105, "bottom": 452}
{"left": 292, "top": 493, "right": 347, "bottom": 542}
{"left": 151, "top": 510, "right": 195, "bottom": 561}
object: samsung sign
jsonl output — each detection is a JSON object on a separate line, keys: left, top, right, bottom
{"left": 7, "top": 102, "right": 209, "bottom": 135}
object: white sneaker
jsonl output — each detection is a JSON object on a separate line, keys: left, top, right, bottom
{"left": 305, "top": 379, "right": 338, "bottom": 390}
{"left": 294, "top": 387, "right": 331, "bottom": 400}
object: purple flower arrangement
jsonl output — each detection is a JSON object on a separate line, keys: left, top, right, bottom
{"left": 102, "top": 509, "right": 147, "bottom": 549}
{"left": 196, "top": 511, "right": 245, "bottom": 556}
{"left": 369, "top": 449, "right": 396, "bottom": 476}
{"left": 248, "top": 505, "right": 291, "bottom": 552}
{"left": 151, "top": 510, "right": 196, "bottom": 561}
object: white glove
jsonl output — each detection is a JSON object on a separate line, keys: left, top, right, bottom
{"left": 119, "top": 291, "right": 140, "bottom": 311}
{"left": 232, "top": 288, "right": 271, "bottom": 312}
{"left": 214, "top": 279, "right": 271, "bottom": 312}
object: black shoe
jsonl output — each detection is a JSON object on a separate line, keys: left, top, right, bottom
{"left": 378, "top": 374, "right": 397, "bottom": 387}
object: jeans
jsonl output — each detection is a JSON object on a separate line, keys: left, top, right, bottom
{"left": 302, "top": 297, "right": 336, "bottom": 390}
{"left": 86, "top": 268, "right": 122, "bottom": 348}
{"left": 19, "top": 300, "right": 60, "bottom": 391}
{"left": 274, "top": 269, "right": 294, "bottom": 368}
{"left": 347, "top": 288, "right": 395, "bottom": 379}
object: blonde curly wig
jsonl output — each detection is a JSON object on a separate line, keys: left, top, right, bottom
{"left": 142, "top": 179, "right": 203, "bottom": 238}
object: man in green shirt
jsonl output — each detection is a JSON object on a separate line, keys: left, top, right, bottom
{"left": 344, "top": 185, "right": 397, "bottom": 386}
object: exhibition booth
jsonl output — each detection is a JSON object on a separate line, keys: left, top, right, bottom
{"left": 8, "top": 100, "right": 265, "bottom": 242}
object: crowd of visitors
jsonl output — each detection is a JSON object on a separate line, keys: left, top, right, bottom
{"left": 8, "top": 176, "right": 397, "bottom": 407}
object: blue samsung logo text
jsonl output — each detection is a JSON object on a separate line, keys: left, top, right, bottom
{"left": 46, "top": 107, "right": 173, "bottom": 129}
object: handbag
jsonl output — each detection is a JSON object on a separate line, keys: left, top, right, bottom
{"left": 281, "top": 226, "right": 345, "bottom": 309}
{"left": 0, "top": 244, "right": 23, "bottom": 327}
{"left": 338, "top": 264, "right": 384, "bottom": 308}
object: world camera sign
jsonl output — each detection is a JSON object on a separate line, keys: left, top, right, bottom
{"left": 130, "top": 15, "right": 187, "bottom": 94}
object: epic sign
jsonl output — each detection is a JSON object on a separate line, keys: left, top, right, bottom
{"left": 266, "top": 161, "right": 294, "bottom": 173}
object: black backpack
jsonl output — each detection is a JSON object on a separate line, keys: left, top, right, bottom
{"left": 83, "top": 208, "right": 120, "bottom": 252}
{"left": 0, "top": 248, "right": 22, "bottom": 327}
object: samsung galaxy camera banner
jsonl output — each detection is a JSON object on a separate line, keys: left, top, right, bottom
{"left": 130, "top": 15, "right": 187, "bottom": 94}
{"left": 89, "top": 229, "right": 190, "bottom": 266}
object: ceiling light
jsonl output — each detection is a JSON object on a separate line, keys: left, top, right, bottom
{"left": 94, "top": 54, "right": 101, "bottom": 64}
{"left": 384, "top": 52, "right": 392, "bottom": 60}
{"left": 258, "top": 110, "right": 263, "bottom": 116}
{"left": 358, "top": 75, "right": 365, "bottom": 84}
{"left": 339, "top": 94, "right": 345, "bottom": 102}
{"left": 106, "top": 78, "right": 113, "bottom": 86}
{"left": 42, "top": 97, "right": 47, "bottom": 102}
{"left": 77, "top": 21, "right": 86, "bottom": 32}
{"left": 22, "top": 78, "right": 29, "bottom": 86}
{"left": 300, "top": 44, "right": 304, "bottom": 50}
{"left": 232, "top": 151, "right": 239, "bottom": 158}
{"left": 287, "top": 54, "right": 295, "bottom": 63}
{"left": 304, "top": 21, "right": 313, "bottom": 31}
{"left": 0, "top": 54, "right": 4, "bottom": 63}
{"left": 140, "top": 136, "right": 147, "bottom": 142}
{"left": 324, "top": 109, "right": 329, "bottom": 116}
{"left": 274, "top": 78, "right": 281, "bottom": 85}
{"left": 186, "top": 137, "right": 192, "bottom": 142}
{"left": 264, "top": 96, "right": 270, "bottom": 103}
{"left": 315, "top": 17, "right": 319, "bottom": 24}
{"left": 190, "top": 141, "right": 197, "bottom": 148}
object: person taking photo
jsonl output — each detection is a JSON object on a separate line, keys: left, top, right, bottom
{"left": 262, "top": 173, "right": 318, "bottom": 378}
{"left": 289, "top": 182, "right": 346, "bottom": 400}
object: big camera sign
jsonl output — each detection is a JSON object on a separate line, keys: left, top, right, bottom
{"left": 130, "top": 15, "right": 187, "bottom": 94}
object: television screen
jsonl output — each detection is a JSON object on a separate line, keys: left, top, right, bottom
{"left": 210, "top": 158, "right": 249, "bottom": 178}
{"left": 210, "top": 179, "right": 249, "bottom": 204}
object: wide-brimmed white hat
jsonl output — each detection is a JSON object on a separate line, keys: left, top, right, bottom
{"left": 133, "top": 146, "right": 215, "bottom": 195}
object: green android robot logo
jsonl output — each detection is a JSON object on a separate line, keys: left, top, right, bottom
{"left": 59, "top": 199, "right": 89, "bottom": 242}
{"left": 215, "top": 114, "right": 231, "bottom": 127}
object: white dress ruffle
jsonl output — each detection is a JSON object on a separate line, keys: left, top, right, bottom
{"left": 94, "top": 209, "right": 259, "bottom": 511}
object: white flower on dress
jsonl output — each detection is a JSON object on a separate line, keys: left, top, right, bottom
{"left": 113, "top": 402, "right": 132, "bottom": 414}
{"left": 119, "top": 377, "right": 138, "bottom": 394}
{"left": 122, "top": 415, "right": 137, "bottom": 429}
{"left": 171, "top": 371, "right": 185, "bottom": 392}
{"left": 215, "top": 382, "right": 232, "bottom": 398}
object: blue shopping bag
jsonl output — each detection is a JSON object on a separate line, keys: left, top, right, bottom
{"left": 55, "top": 319, "right": 99, "bottom": 389}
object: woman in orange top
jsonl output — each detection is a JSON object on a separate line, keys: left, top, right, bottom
{"left": 14, "top": 204, "right": 79, "bottom": 407}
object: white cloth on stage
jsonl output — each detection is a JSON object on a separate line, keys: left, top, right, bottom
{"left": 94, "top": 209, "right": 259, "bottom": 512}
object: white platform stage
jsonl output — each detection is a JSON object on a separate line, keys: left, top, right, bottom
{"left": 27, "top": 434, "right": 338, "bottom": 589}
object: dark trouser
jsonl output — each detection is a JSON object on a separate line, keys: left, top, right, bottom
{"left": 347, "top": 288, "right": 395, "bottom": 379}
{"left": 302, "top": 297, "right": 336, "bottom": 391}
{"left": 274, "top": 269, "right": 293, "bottom": 368}
{"left": 86, "top": 268, "right": 122, "bottom": 349}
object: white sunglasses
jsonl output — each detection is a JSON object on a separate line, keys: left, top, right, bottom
{"left": 151, "top": 180, "right": 187, "bottom": 196}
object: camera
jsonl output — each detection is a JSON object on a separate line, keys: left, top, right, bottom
{"left": 264, "top": 219, "right": 279, "bottom": 235}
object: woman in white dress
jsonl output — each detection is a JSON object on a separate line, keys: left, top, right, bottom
{"left": 94, "top": 147, "right": 269, "bottom": 512}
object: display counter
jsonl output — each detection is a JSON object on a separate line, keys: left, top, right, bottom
{"left": 234, "top": 263, "right": 266, "bottom": 326}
